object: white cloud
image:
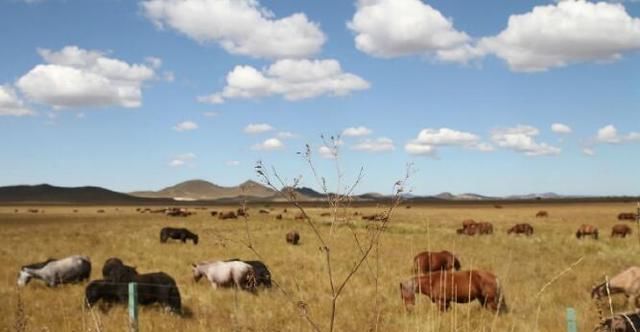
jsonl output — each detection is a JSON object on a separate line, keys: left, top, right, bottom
{"left": 551, "top": 123, "right": 572, "bottom": 134}
{"left": 490, "top": 125, "right": 561, "bottom": 156}
{"left": 596, "top": 124, "right": 621, "bottom": 143}
{"left": 0, "top": 86, "right": 34, "bottom": 116}
{"left": 405, "top": 128, "right": 493, "bottom": 155}
{"left": 252, "top": 137, "right": 284, "bottom": 151}
{"left": 226, "top": 160, "right": 240, "bottom": 166}
{"left": 199, "top": 59, "right": 369, "bottom": 103}
{"left": 582, "top": 147, "right": 595, "bottom": 156}
{"left": 145, "top": 56, "right": 162, "bottom": 69}
{"left": 595, "top": 124, "right": 640, "bottom": 144}
{"left": 479, "top": 1, "right": 640, "bottom": 72}
{"left": 142, "top": 0, "right": 325, "bottom": 59}
{"left": 318, "top": 145, "right": 337, "bottom": 159}
{"left": 277, "top": 131, "right": 296, "bottom": 139}
{"left": 173, "top": 120, "right": 198, "bottom": 132}
{"left": 169, "top": 152, "right": 196, "bottom": 167}
{"left": 347, "top": 0, "right": 479, "bottom": 64}
{"left": 352, "top": 137, "right": 394, "bottom": 152}
{"left": 16, "top": 46, "right": 158, "bottom": 109}
{"left": 244, "top": 123, "right": 273, "bottom": 134}
{"left": 342, "top": 126, "right": 372, "bottom": 137}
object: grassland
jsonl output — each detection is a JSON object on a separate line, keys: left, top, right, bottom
{"left": 1, "top": 202, "right": 639, "bottom": 331}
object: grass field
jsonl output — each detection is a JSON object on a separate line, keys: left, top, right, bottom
{"left": 1, "top": 202, "right": 639, "bottom": 331}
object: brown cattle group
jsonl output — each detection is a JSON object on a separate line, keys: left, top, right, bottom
{"left": 618, "top": 212, "right": 638, "bottom": 221}
{"left": 456, "top": 220, "right": 493, "bottom": 236}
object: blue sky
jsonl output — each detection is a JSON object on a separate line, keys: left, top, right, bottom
{"left": 0, "top": 0, "right": 639, "bottom": 196}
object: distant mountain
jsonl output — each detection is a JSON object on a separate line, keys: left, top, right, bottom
{"left": 130, "top": 179, "right": 275, "bottom": 200}
{"left": 0, "top": 184, "right": 150, "bottom": 204}
{"left": 506, "top": 192, "right": 563, "bottom": 200}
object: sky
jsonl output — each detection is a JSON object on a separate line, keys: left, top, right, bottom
{"left": 0, "top": 0, "right": 639, "bottom": 196}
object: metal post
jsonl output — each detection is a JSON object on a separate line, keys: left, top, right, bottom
{"left": 566, "top": 307, "right": 577, "bottom": 332}
{"left": 129, "top": 282, "right": 138, "bottom": 332}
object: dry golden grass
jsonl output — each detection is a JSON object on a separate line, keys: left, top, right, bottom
{"left": 1, "top": 202, "right": 639, "bottom": 331}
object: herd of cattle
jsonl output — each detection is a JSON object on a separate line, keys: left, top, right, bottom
{"left": 13, "top": 206, "right": 640, "bottom": 330}
{"left": 455, "top": 210, "right": 636, "bottom": 239}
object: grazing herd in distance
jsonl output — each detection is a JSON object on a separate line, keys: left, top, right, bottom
{"left": 12, "top": 205, "right": 640, "bottom": 326}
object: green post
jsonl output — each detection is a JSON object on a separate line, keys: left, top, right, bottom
{"left": 129, "top": 282, "right": 138, "bottom": 332}
{"left": 566, "top": 307, "right": 577, "bottom": 332}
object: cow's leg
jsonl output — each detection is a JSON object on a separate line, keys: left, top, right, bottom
{"left": 210, "top": 281, "right": 218, "bottom": 289}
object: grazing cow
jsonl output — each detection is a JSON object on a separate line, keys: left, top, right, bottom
{"left": 618, "top": 213, "right": 638, "bottom": 221}
{"left": 536, "top": 211, "right": 549, "bottom": 218}
{"left": 237, "top": 208, "right": 248, "bottom": 217}
{"left": 286, "top": 231, "right": 300, "bottom": 245}
{"left": 362, "top": 214, "right": 387, "bottom": 222}
{"left": 462, "top": 219, "right": 477, "bottom": 229}
{"left": 576, "top": 224, "right": 598, "bottom": 239}
{"left": 477, "top": 222, "right": 494, "bottom": 235}
{"left": 166, "top": 208, "right": 192, "bottom": 217}
{"left": 612, "top": 224, "right": 633, "bottom": 238}
{"left": 457, "top": 224, "right": 478, "bottom": 236}
{"left": 494, "top": 205, "right": 503, "bottom": 209}
{"left": 226, "top": 259, "right": 272, "bottom": 288}
{"left": 507, "top": 223, "right": 534, "bottom": 236}
{"left": 14, "top": 209, "right": 18, "bottom": 213}
{"left": 275, "top": 214, "right": 283, "bottom": 220}
{"left": 283, "top": 208, "right": 288, "bottom": 213}
{"left": 160, "top": 227, "right": 199, "bottom": 245}
{"left": 400, "top": 270, "right": 507, "bottom": 313}
{"left": 18, "top": 255, "right": 91, "bottom": 287}
{"left": 192, "top": 260, "right": 256, "bottom": 292}
{"left": 413, "top": 251, "right": 461, "bottom": 275}
{"left": 406, "top": 205, "right": 412, "bottom": 209}
{"left": 28, "top": 209, "right": 39, "bottom": 213}
{"left": 259, "top": 209, "right": 270, "bottom": 214}
{"left": 594, "top": 312, "right": 640, "bottom": 332}
{"left": 85, "top": 272, "right": 181, "bottom": 313}
{"left": 102, "top": 258, "right": 138, "bottom": 282}
{"left": 210, "top": 211, "right": 218, "bottom": 217}
{"left": 73, "top": 209, "right": 78, "bottom": 213}
{"left": 353, "top": 211, "right": 360, "bottom": 216}
{"left": 218, "top": 211, "right": 238, "bottom": 220}
{"left": 97, "top": 209, "right": 105, "bottom": 213}
{"left": 592, "top": 267, "right": 640, "bottom": 307}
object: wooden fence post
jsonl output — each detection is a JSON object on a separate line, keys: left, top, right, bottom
{"left": 566, "top": 307, "right": 577, "bottom": 332}
{"left": 129, "top": 282, "right": 138, "bottom": 332}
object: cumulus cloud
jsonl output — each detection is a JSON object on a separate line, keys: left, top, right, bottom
{"left": 352, "top": 137, "right": 395, "bottom": 152}
{"left": 490, "top": 125, "right": 561, "bottom": 156}
{"left": 252, "top": 137, "right": 284, "bottom": 151}
{"left": 169, "top": 152, "right": 196, "bottom": 167}
{"left": 277, "top": 131, "right": 296, "bottom": 139}
{"left": 142, "top": 0, "right": 325, "bottom": 59}
{"left": 244, "top": 123, "right": 274, "bottom": 134}
{"left": 318, "top": 145, "right": 337, "bottom": 159}
{"left": 595, "top": 124, "right": 640, "bottom": 144}
{"left": 551, "top": 123, "right": 572, "bottom": 134}
{"left": 16, "top": 46, "right": 159, "bottom": 109}
{"left": 199, "top": 59, "right": 370, "bottom": 103}
{"left": 347, "top": 0, "right": 479, "bottom": 63}
{"left": 405, "top": 128, "right": 493, "bottom": 156}
{"left": 342, "top": 126, "right": 372, "bottom": 137}
{"left": 479, "top": 1, "right": 640, "bottom": 71}
{"left": 582, "top": 147, "right": 595, "bottom": 156}
{"left": 173, "top": 120, "right": 198, "bottom": 132}
{"left": 0, "top": 86, "right": 34, "bottom": 116}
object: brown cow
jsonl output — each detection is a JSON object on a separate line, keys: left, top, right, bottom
{"left": 259, "top": 209, "right": 270, "bottom": 214}
{"left": 275, "top": 214, "right": 283, "bottom": 220}
{"left": 612, "top": 224, "right": 633, "bottom": 238}
{"left": 400, "top": 270, "right": 507, "bottom": 313}
{"left": 477, "top": 222, "right": 494, "bottom": 235}
{"left": 619, "top": 213, "right": 638, "bottom": 221}
{"left": 210, "top": 211, "right": 218, "bottom": 217}
{"left": 413, "top": 251, "right": 461, "bottom": 274}
{"left": 97, "top": 209, "right": 105, "bottom": 214}
{"left": 218, "top": 211, "right": 238, "bottom": 220}
{"left": 462, "top": 219, "right": 477, "bottom": 229}
{"left": 237, "top": 208, "right": 248, "bottom": 217}
{"left": 576, "top": 224, "right": 598, "bottom": 239}
{"left": 536, "top": 211, "right": 548, "bottom": 218}
{"left": 507, "top": 223, "right": 534, "bottom": 236}
{"left": 457, "top": 224, "right": 478, "bottom": 236}
{"left": 286, "top": 231, "right": 300, "bottom": 245}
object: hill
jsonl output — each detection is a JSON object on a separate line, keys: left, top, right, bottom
{"left": 130, "top": 179, "right": 276, "bottom": 200}
{"left": 0, "top": 184, "right": 153, "bottom": 204}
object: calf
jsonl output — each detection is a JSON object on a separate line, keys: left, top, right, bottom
{"left": 286, "top": 231, "right": 300, "bottom": 245}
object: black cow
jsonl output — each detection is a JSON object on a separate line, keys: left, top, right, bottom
{"left": 226, "top": 259, "right": 272, "bottom": 288}
{"left": 102, "top": 258, "right": 138, "bottom": 282}
{"left": 160, "top": 227, "right": 198, "bottom": 245}
{"left": 85, "top": 272, "right": 181, "bottom": 313}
